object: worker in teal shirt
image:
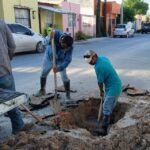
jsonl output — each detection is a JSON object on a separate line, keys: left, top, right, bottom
{"left": 83, "top": 50, "right": 122, "bottom": 136}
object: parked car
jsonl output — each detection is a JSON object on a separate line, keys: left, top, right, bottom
{"left": 141, "top": 23, "right": 150, "bottom": 34}
{"left": 113, "top": 22, "right": 134, "bottom": 38}
{"left": 7, "top": 23, "right": 46, "bottom": 53}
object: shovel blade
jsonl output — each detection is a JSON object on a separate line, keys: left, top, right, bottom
{"left": 50, "top": 99, "right": 61, "bottom": 114}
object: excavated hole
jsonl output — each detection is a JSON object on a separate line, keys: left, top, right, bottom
{"left": 57, "top": 98, "right": 131, "bottom": 135}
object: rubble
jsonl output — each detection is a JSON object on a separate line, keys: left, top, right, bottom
{"left": 0, "top": 88, "right": 150, "bottom": 150}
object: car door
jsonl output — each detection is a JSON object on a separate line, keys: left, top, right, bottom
{"left": 10, "top": 24, "right": 34, "bottom": 52}
{"left": 7, "top": 24, "right": 23, "bottom": 53}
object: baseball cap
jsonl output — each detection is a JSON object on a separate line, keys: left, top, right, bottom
{"left": 83, "top": 50, "right": 96, "bottom": 63}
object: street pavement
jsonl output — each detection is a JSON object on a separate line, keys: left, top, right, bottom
{"left": 12, "top": 33, "right": 150, "bottom": 99}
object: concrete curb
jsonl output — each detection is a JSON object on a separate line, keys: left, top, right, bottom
{"left": 74, "top": 37, "right": 110, "bottom": 44}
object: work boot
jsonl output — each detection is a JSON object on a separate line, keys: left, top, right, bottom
{"left": 92, "top": 115, "right": 110, "bottom": 136}
{"left": 35, "top": 77, "right": 46, "bottom": 96}
{"left": 12, "top": 123, "right": 34, "bottom": 135}
{"left": 98, "top": 115, "right": 110, "bottom": 136}
{"left": 63, "top": 80, "right": 71, "bottom": 100}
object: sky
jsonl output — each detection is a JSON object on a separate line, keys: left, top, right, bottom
{"left": 107, "top": 0, "right": 150, "bottom": 14}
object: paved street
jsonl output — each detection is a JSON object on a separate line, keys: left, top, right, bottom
{"left": 12, "top": 33, "right": 150, "bottom": 99}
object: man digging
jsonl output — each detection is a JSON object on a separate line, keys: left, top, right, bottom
{"left": 36, "top": 30, "right": 74, "bottom": 101}
{"left": 83, "top": 50, "right": 122, "bottom": 136}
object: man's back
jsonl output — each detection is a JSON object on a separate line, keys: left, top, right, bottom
{"left": 95, "top": 56, "right": 122, "bottom": 96}
{"left": 0, "top": 20, "right": 16, "bottom": 77}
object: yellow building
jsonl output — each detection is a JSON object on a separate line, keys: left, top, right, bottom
{"left": 38, "top": 0, "right": 63, "bottom": 35}
{"left": 0, "top": 0, "right": 39, "bottom": 33}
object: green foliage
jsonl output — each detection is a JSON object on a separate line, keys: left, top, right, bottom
{"left": 123, "top": 0, "right": 149, "bottom": 22}
{"left": 75, "top": 31, "right": 91, "bottom": 41}
{"left": 124, "top": 0, "right": 149, "bottom": 15}
{"left": 123, "top": 6, "right": 135, "bottom": 23}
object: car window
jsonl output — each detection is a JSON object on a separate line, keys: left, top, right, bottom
{"left": 7, "top": 24, "right": 14, "bottom": 33}
{"left": 116, "top": 25, "right": 126, "bottom": 28}
{"left": 10, "top": 24, "right": 31, "bottom": 35}
{"left": 143, "top": 23, "right": 150, "bottom": 27}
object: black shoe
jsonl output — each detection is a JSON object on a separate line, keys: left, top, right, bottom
{"left": 35, "top": 89, "right": 46, "bottom": 97}
{"left": 63, "top": 80, "right": 70, "bottom": 100}
{"left": 92, "top": 127, "right": 108, "bottom": 136}
{"left": 12, "top": 123, "right": 34, "bottom": 135}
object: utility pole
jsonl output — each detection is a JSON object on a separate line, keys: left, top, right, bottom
{"left": 120, "top": 0, "right": 124, "bottom": 24}
{"left": 103, "top": 0, "right": 107, "bottom": 36}
{"left": 96, "top": 0, "right": 101, "bottom": 37}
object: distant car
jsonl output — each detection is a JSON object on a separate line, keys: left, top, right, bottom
{"left": 113, "top": 23, "right": 134, "bottom": 38}
{"left": 7, "top": 23, "right": 46, "bottom": 53}
{"left": 141, "top": 23, "right": 150, "bottom": 34}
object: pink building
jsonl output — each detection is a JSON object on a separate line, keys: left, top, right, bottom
{"left": 38, "top": 0, "right": 96, "bottom": 38}
{"left": 60, "top": 1, "right": 80, "bottom": 38}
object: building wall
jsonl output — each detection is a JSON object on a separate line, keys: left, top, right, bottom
{"left": 106, "top": 2, "right": 121, "bottom": 36}
{"left": 39, "top": 9, "right": 53, "bottom": 35}
{"left": 0, "top": 0, "right": 4, "bottom": 19}
{"left": 61, "top": 2, "right": 80, "bottom": 37}
{"left": 63, "top": 0, "right": 96, "bottom": 37}
{"left": 1, "top": 0, "right": 39, "bottom": 32}
{"left": 81, "top": 15, "right": 96, "bottom": 36}
{"left": 54, "top": 13, "right": 63, "bottom": 31}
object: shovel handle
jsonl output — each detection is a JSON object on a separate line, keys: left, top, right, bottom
{"left": 51, "top": 38, "right": 57, "bottom": 100}
{"left": 21, "top": 104, "right": 43, "bottom": 123}
{"left": 97, "top": 97, "right": 103, "bottom": 122}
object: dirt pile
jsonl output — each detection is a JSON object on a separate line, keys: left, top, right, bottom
{"left": 0, "top": 92, "right": 150, "bottom": 150}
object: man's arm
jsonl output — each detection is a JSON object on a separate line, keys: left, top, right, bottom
{"left": 98, "top": 82, "right": 104, "bottom": 97}
{"left": 5, "top": 23, "right": 16, "bottom": 60}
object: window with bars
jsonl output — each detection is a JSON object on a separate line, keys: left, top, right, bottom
{"left": 15, "top": 8, "right": 31, "bottom": 28}
{"left": 68, "top": 14, "right": 76, "bottom": 27}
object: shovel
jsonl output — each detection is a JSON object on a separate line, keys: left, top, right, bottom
{"left": 97, "top": 97, "right": 103, "bottom": 123}
{"left": 91, "top": 97, "right": 104, "bottom": 136}
{"left": 50, "top": 38, "right": 62, "bottom": 114}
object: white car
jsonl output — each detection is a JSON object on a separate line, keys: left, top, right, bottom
{"left": 113, "top": 23, "right": 134, "bottom": 38}
{"left": 7, "top": 23, "right": 46, "bottom": 53}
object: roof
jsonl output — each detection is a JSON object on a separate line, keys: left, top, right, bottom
{"left": 38, "top": 5, "right": 75, "bottom": 14}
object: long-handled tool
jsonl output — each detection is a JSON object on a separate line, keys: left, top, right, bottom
{"left": 21, "top": 104, "right": 43, "bottom": 123}
{"left": 97, "top": 97, "right": 103, "bottom": 122}
{"left": 91, "top": 97, "right": 104, "bottom": 136}
{"left": 50, "top": 38, "right": 61, "bottom": 114}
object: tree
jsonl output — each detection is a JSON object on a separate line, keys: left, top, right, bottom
{"left": 123, "top": 0, "right": 149, "bottom": 23}
{"left": 123, "top": 6, "right": 135, "bottom": 23}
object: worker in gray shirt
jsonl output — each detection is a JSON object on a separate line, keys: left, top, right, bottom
{"left": 0, "top": 20, "right": 32, "bottom": 134}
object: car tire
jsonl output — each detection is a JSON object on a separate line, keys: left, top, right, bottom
{"left": 36, "top": 42, "right": 44, "bottom": 53}
{"left": 126, "top": 33, "right": 129, "bottom": 38}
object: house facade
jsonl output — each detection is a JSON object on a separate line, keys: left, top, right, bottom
{"left": 67, "top": 0, "right": 96, "bottom": 37}
{"left": 38, "top": 0, "right": 96, "bottom": 38}
{"left": 38, "top": 0, "right": 80, "bottom": 39}
{"left": 94, "top": 0, "right": 120, "bottom": 36}
{"left": 0, "top": 0, "right": 39, "bottom": 32}
{"left": 106, "top": 1, "right": 120, "bottom": 36}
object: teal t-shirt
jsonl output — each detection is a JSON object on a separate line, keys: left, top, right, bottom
{"left": 95, "top": 56, "right": 122, "bottom": 96}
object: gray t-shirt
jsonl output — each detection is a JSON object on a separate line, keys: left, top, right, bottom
{"left": 0, "top": 20, "right": 16, "bottom": 77}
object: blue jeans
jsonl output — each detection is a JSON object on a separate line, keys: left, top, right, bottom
{"left": 103, "top": 96, "right": 119, "bottom": 116}
{"left": 0, "top": 73, "right": 24, "bottom": 133}
{"left": 41, "top": 46, "right": 69, "bottom": 82}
